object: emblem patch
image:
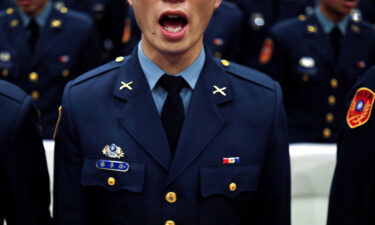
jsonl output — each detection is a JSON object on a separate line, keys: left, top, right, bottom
{"left": 259, "top": 38, "right": 273, "bottom": 64}
{"left": 102, "top": 144, "right": 125, "bottom": 159}
{"left": 96, "top": 160, "right": 129, "bottom": 172}
{"left": 223, "top": 157, "right": 240, "bottom": 165}
{"left": 347, "top": 88, "right": 375, "bottom": 129}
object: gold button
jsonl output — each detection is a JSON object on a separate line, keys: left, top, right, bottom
{"left": 115, "top": 56, "right": 124, "bottom": 63}
{"left": 326, "top": 113, "right": 334, "bottom": 123}
{"left": 298, "top": 14, "right": 306, "bottom": 21}
{"left": 62, "top": 69, "right": 70, "bottom": 77}
{"left": 2, "top": 69, "right": 9, "bottom": 77}
{"left": 165, "top": 220, "right": 176, "bottom": 225}
{"left": 29, "top": 72, "right": 39, "bottom": 82}
{"left": 6, "top": 8, "right": 14, "bottom": 15}
{"left": 214, "top": 52, "right": 222, "bottom": 58}
{"left": 323, "top": 128, "right": 331, "bottom": 139}
{"left": 107, "top": 177, "right": 116, "bottom": 186}
{"left": 165, "top": 192, "right": 177, "bottom": 203}
{"left": 302, "top": 74, "right": 309, "bottom": 82}
{"left": 31, "top": 91, "right": 40, "bottom": 100}
{"left": 10, "top": 19, "right": 18, "bottom": 27}
{"left": 221, "top": 59, "right": 230, "bottom": 67}
{"left": 229, "top": 182, "right": 237, "bottom": 192}
{"left": 330, "top": 78, "right": 338, "bottom": 89}
{"left": 60, "top": 7, "right": 68, "bottom": 14}
{"left": 328, "top": 95, "right": 336, "bottom": 106}
{"left": 307, "top": 25, "right": 317, "bottom": 33}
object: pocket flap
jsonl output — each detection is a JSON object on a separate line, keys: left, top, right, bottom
{"left": 82, "top": 158, "right": 145, "bottom": 193}
{"left": 200, "top": 164, "right": 260, "bottom": 198}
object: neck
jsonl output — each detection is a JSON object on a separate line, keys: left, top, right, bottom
{"left": 318, "top": 3, "right": 347, "bottom": 23}
{"left": 28, "top": 1, "right": 48, "bottom": 18}
{"left": 141, "top": 39, "right": 203, "bottom": 75}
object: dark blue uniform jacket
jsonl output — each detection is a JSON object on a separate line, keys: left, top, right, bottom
{"left": 0, "top": 80, "right": 51, "bottom": 225}
{"left": 53, "top": 48, "right": 291, "bottom": 225}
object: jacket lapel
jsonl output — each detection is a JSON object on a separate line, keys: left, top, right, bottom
{"left": 113, "top": 50, "right": 171, "bottom": 171}
{"left": 305, "top": 15, "right": 335, "bottom": 69}
{"left": 166, "top": 54, "right": 233, "bottom": 186}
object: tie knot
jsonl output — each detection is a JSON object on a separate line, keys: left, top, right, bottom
{"left": 158, "top": 74, "right": 187, "bottom": 95}
{"left": 27, "top": 19, "right": 39, "bottom": 30}
{"left": 330, "top": 26, "right": 342, "bottom": 37}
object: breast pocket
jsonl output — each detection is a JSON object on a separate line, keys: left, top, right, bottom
{"left": 82, "top": 158, "right": 145, "bottom": 193}
{"left": 200, "top": 164, "right": 260, "bottom": 199}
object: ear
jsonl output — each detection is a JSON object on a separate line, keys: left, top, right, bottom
{"left": 214, "top": 0, "right": 222, "bottom": 9}
{"left": 127, "top": 0, "right": 133, "bottom": 7}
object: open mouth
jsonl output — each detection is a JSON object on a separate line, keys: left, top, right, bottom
{"left": 343, "top": 0, "right": 358, "bottom": 8}
{"left": 158, "top": 11, "right": 188, "bottom": 39}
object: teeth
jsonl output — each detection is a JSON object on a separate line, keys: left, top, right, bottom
{"left": 165, "top": 26, "right": 182, "bottom": 32}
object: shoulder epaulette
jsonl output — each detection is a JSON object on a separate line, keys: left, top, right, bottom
{"left": 217, "top": 59, "right": 276, "bottom": 91}
{"left": 72, "top": 57, "right": 125, "bottom": 86}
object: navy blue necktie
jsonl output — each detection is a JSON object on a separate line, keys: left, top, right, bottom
{"left": 159, "top": 74, "right": 187, "bottom": 155}
{"left": 27, "top": 19, "right": 39, "bottom": 53}
{"left": 330, "top": 26, "right": 342, "bottom": 62}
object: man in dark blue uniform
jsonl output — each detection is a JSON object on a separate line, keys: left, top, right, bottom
{"left": 53, "top": 0, "right": 291, "bottom": 224}
{"left": 260, "top": 0, "right": 375, "bottom": 142}
{"left": 0, "top": 0, "right": 102, "bottom": 138}
{"left": 121, "top": 1, "right": 244, "bottom": 63}
{"left": 0, "top": 80, "right": 51, "bottom": 225}
{"left": 327, "top": 66, "right": 375, "bottom": 225}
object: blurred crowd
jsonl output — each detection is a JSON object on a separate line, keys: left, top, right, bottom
{"left": 0, "top": 0, "right": 375, "bottom": 142}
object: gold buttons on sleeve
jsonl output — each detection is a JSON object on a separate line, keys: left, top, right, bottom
{"left": 31, "top": 91, "right": 40, "bottom": 100}
{"left": 165, "top": 192, "right": 177, "bottom": 203}
{"left": 29, "top": 72, "right": 39, "bottom": 82}
{"left": 229, "top": 182, "right": 237, "bottom": 192}
{"left": 328, "top": 95, "right": 336, "bottom": 106}
{"left": 323, "top": 128, "right": 332, "bottom": 139}
{"left": 165, "top": 220, "right": 176, "bottom": 225}
{"left": 330, "top": 78, "right": 338, "bottom": 89}
{"left": 107, "top": 177, "right": 116, "bottom": 186}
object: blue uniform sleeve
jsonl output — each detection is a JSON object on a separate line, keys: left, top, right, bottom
{"left": 4, "top": 96, "right": 51, "bottom": 225}
{"left": 53, "top": 82, "right": 84, "bottom": 225}
{"left": 247, "top": 82, "right": 291, "bottom": 225}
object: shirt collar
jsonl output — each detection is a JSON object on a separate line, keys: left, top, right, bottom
{"left": 18, "top": 1, "right": 52, "bottom": 28}
{"left": 315, "top": 7, "right": 350, "bottom": 35}
{"left": 137, "top": 41, "right": 205, "bottom": 91}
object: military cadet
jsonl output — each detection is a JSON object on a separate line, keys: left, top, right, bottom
{"left": 0, "top": 80, "right": 51, "bottom": 225}
{"left": 121, "top": 1, "right": 244, "bottom": 63}
{"left": 0, "top": 0, "right": 102, "bottom": 138}
{"left": 260, "top": 0, "right": 375, "bottom": 142}
{"left": 53, "top": 0, "right": 291, "bottom": 224}
{"left": 327, "top": 66, "right": 375, "bottom": 225}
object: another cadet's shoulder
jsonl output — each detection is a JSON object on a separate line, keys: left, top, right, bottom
{"left": 0, "top": 80, "right": 27, "bottom": 104}
{"left": 217, "top": 59, "right": 278, "bottom": 91}
{"left": 271, "top": 16, "right": 305, "bottom": 34}
{"left": 358, "top": 66, "right": 375, "bottom": 88}
{"left": 58, "top": 7, "right": 93, "bottom": 26}
{"left": 71, "top": 56, "right": 125, "bottom": 86}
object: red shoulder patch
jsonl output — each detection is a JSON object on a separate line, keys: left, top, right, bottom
{"left": 259, "top": 38, "right": 273, "bottom": 64}
{"left": 347, "top": 88, "right": 375, "bottom": 129}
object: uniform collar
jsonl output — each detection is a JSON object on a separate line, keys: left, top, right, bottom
{"left": 18, "top": 1, "right": 52, "bottom": 28}
{"left": 315, "top": 7, "right": 350, "bottom": 35}
{"left": 137, "top": 41, "right": 205, "bottom": 91}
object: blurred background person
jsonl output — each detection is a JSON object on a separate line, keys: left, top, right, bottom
{"left": 0, "top": 0, "right": 102, "bottom": 138}
{"left": 260, "top": 0, "right": 375, "bottom": 143}
{"left": 0, "top": 80, "right": 51, "bottom": 225}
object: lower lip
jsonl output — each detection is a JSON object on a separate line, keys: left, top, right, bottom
{"left": 159, "top": 24, "right": 188, "bottom": 41}
{"left": 18, "top": 0, "right": 31, "bottom": 7}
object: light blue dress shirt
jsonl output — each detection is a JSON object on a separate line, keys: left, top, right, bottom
{"left": 315, "top": 7, "right": 350, "bottom": 35}
{"left": 137, "top": 42, "right": 206, "bottom": 115}
{"left": 18, "top": 1, "right": 52, "bottom": 27}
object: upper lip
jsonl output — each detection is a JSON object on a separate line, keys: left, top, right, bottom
{"left": 159, "top": 10, "right": 189, "bottom": 24}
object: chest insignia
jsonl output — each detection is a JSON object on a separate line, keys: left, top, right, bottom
{"left": 102, "top": 143, "right": 125, "bottom": 159}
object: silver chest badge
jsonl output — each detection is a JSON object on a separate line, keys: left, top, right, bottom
{"left": 299, "top": 57, "right": 315, "bottom": 68}
{"left": 102, "top": 143, "right": 124, "bottom": 159}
